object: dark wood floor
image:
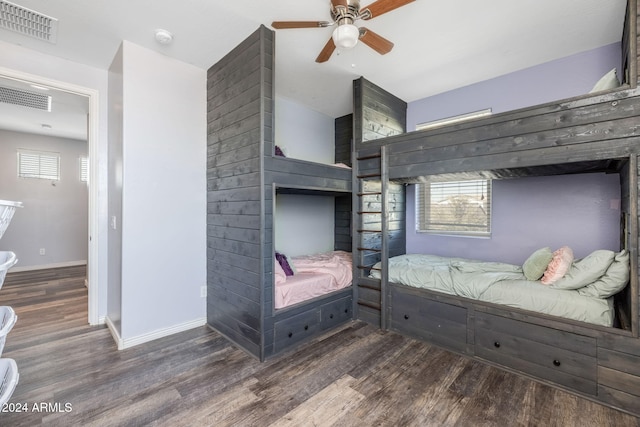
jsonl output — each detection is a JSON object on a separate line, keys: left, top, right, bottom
{"left": 0, "top": 270, "right": 639, "bottom": 427}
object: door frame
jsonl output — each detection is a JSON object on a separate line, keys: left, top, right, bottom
{"left": 0, "top": 66, "right": 101, "bottom": 325}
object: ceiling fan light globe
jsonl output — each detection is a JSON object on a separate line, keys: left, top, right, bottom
{"left": 332, "top": 23, "right": 359, "bottom": 49}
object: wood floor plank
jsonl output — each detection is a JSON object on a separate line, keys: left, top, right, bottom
{"left": 0, "top": 269, "right": 639, "bottom": 426}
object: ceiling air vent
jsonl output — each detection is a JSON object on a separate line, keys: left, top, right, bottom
{"left": 0, "top": 1, "right": 58, "bottom": 43}
{"left": 0, "top": 86, "right": 51, "bottom": 111}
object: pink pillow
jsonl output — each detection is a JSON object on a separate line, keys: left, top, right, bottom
{"left": 274, "top": 260, "right": 287, "bottom": 285}
{"left": 541, "top": 246, "right": 574, "bottom": 285}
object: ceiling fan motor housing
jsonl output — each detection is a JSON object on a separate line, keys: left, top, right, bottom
{"left": 331, "top": 0, "right": 362, "bottom": 25}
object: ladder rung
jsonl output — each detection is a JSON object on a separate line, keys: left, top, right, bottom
{"left": 357, "top": 153, "right": 382, "bottom": 161}
{"left": 358, "top": 282, "right": 381, "bottom": 291}
{"left": 357, "top": 229, "right": 382, "bottom": 233}
{"left": 357, "top": 300, "right": 381, "bottom": 310}
{"left": 357, "top": 247, "right": 381, "bottom": 252}
{"left": 356, "top": 266, "right": 381, "bottom": 271}
{"left": 357, "top": 192, "right": 381, "bottom": 196}
{"left": 357, "top": 173, "right": 381, "bottom": 179}
{"left": 357, "top": 211, "right": 381, "bottom": 215}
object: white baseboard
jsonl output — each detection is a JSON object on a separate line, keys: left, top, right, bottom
{"left": 10, "top": 260, "right": 87, "bottom": 273}
{"left": 105, "top": 316, "right": 124, "bottom": 350}
{"left": 118, "top": 317, "right": 207, "bottom": 350}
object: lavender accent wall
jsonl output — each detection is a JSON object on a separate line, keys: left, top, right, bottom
{"left": 406, "top": 173, "right": 621, "bottom": 265}
{"left": 404, "top": 43, "right": 623, "bottom": 264}
{"left": 407, "top": 43, "right": 622, "bottom": 130}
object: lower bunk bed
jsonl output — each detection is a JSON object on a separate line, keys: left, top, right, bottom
{"left": 275, "top": 250, "right": 352, "bottom": 309}
{"left": 370, "top": 250, "right": 638, "bottom": 415}
{"left": 270, "top": 250, "right": 353, "bottom": 354}
{"left": 372, "top": 249, "right": 629, "bottom": 328}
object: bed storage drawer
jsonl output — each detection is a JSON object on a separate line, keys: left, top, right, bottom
{"left": 274, "top": 309, "right": 320, "bottom": 352}
{"left": 475, "top": 312, "right": 597, "bottom": 395}
{"left": 390, "top": 286, "right": 468, "bottom": 353}
{"left": 320, "top": 296, "right": 352, "bottom": 331}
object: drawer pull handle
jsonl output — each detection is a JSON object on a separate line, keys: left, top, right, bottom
{"left": 404, "top": 314, "right": 409, "bottom": 320}
{"left": 304, "top": 325, "right": 309, "bottom": 331}
{"left": 494, "top": 342, "right": 501, "bottom": 348}
{"left": 329, "top": 314, "right": 334, "bottom": 319}
{"left": 288, "top": 332, "right": 293, "bottom": 338}
{"left": 553, "top": 359, "right": 561, "bottom": 367}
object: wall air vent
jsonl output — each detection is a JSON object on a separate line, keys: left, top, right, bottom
{"left": 0, "top": 1, "right": 58, "bottom": 43}
{"left": 0, "top": 86, "right": 52, "bottom": 111}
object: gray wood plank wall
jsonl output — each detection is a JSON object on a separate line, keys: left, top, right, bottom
{"left": 335, "top": 114, "right": 352, "bottom": 166}
{"left": 207, "top": 26, "right": 272, "bottom": 359}
{"left": 353, "top": 77, "right": 407, "bottom": 326}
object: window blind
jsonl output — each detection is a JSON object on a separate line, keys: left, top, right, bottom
{"left": 17, "top": 149, "right": 60, "bottom": 180}
{"left": 416, "top": 180, "right": 491, "bottom": 235}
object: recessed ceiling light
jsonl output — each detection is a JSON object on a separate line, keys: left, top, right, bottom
{"left": 154, "top": 29, "right": 173, "bottom": 45}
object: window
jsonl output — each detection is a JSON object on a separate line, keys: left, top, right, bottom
{"left": 79, "top": 156, "right": 88, "bottom": 182}
{"left": 416, "top": 180, "right": 492, "bottom": 236}
{"left": 17, "top": 149, "right": 60, "bottom": 180}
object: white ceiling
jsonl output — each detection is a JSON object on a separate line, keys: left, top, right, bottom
{"left": 0, "top": 0, "right": 628, "bottom": 139}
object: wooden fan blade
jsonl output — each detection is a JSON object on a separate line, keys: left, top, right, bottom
{"left": 359, "top": 27, "right": 394, "bottom": 55}
{"left": 272, "top": 21, "right": 330, "bottom": 29}
{"left": 360, "top": 0, "right": 415, "bottom": 20}
{"left": 316, "top": 37, "right": 336, "bottom": 63}
{"left": 331, "top": 0, "right": 348, "bottom": 8}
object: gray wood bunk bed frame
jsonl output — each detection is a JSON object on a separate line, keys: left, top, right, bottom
{"left": 207, "top": 26, "right": 353, "bottom": 361}
{"left": 352, "top": 1, "right": 640, "bottom": 417}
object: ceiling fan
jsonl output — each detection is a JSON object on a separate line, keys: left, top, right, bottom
{"left": 272, "top": 0, "right": 415, "bottom": 63}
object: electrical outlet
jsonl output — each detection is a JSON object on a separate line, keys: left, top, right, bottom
{"left": 39, "top": 248, "right": 46, "bottom": 256}
{"left": 200, "top": 286, "right": 207, "bottom": 298}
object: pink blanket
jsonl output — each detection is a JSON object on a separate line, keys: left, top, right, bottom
{"left": 274, "top": 251, "right": 352, "bottom": 309}
{"left": 291, "top": 250, "right": 352, "bottom": 288}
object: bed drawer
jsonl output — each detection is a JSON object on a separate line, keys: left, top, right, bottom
{"left": 274, "top": 309, "right": 320, "bottom": 352}
{"left": 390, "top": 286, "right": 468, "bottom": 353}
{"left": 320, "top": 296, "right": 352, "bottom": 331}
{"left": 475, "top": 312, "right": 597, "bottom": 395}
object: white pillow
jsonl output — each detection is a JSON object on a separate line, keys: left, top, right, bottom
{"left": 589, "top": 68, "right": 620, "bottom": 93}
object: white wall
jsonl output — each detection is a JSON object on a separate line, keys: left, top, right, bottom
{"left": 0, "top": 40, "right": 109, "bottom": 321}
{"left": 274, "top": 96, "right": 335, "bottom": 164}
{"left": 0, "top": 130, "right": 88, "bottom": 268}
{"left": 273, "top": 97, "right": 338, "bottom": 257}
{"left": 275, "top": 194, "right": 335, "bottom": 257}
{"left": 107, "top": 44, "right": 124, "bottom": 333}
{"left": 119, "top": 41, "right": 206, "bottom": 342}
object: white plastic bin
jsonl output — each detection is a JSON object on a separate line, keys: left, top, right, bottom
{"left": 0, "top": 307, "right": 17, "bottom": 357}
{"left": 0, "top": 200, "right": 23, "bottom": 240}
{"left": 0, "top": 359, "right": 19, "bottom": 406}
{"left": 0, "top": 252, "right": 17, "bottom": 290}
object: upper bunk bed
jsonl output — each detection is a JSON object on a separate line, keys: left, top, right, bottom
{"left": 349, "top": 0, "right": 640, "bottom": 338}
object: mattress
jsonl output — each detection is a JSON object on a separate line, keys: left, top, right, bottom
{"left": 275, "top": 250, "right": 352, "bottom": 309}
{"left": 372, "top": 254, "right": 614, "bottom": 327}
{"left": 275, "top": 273, "right": 341, "bottom": 309}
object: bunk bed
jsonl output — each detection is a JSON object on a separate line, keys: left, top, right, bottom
{"left": 206, "top": 24, "right": 356, "bottom": 361}
{"left": 351, "top": 52, "right": 640, "bottom": 422}
{"left": 370, "top": 251, "right": 628, "bottom": 328}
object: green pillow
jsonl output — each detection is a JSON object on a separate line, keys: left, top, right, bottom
{"left": 578, "top": 250, "right": 630, "bottom": 298}
{"left": 551, "top": 250, "right": 615, "bottom": 290}
{"left": 522, "top": 247, "right": 553, "bottom": 281}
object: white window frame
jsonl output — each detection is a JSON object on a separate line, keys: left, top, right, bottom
{"left": 17, "top": 148, "right": 60, "bottom": 181}
{"left": 416, "top": 179, "right": 492, "bottom": 237}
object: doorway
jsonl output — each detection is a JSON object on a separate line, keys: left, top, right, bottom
{"left": 0, "top": 66, "right": 100, "bottom": 325}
